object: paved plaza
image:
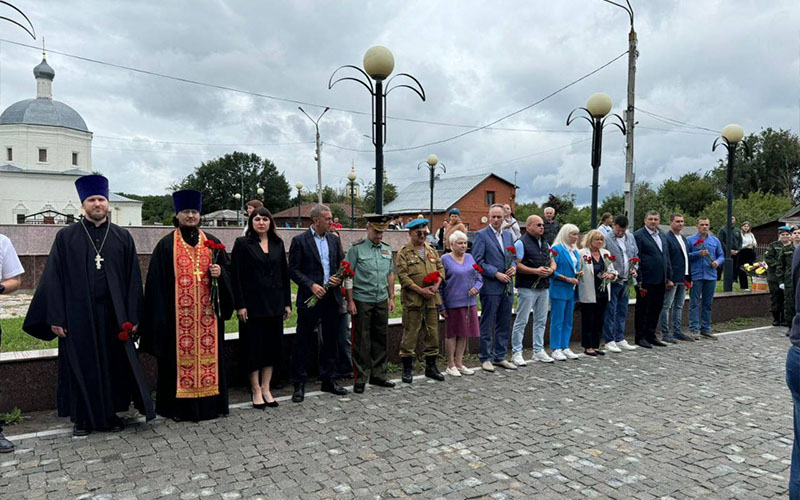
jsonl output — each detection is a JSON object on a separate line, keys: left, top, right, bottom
{"left": 0, "top": 326, "right": 794, "bottom": 499}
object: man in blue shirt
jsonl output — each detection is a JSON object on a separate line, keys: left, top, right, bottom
{"left": 687, "top": 217, "right": 725, "bottom": 339}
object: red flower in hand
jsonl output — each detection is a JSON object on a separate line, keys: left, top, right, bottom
{"left": 549, "top": 249, "right": 559, "bottom": 257}
{"left": 473, "top": 263, "right": 484, "bottom": 274}
{"left": 214, "top": 242, "right": 226, "bottom": 251}
{"left": 693, "top": 239, "right": 705, "bottom": 247}
{"left": 583, "top": 255, "right": 593, "bottom": 263}
{"left": 203, "top": 240, "right": 215, "bottom": 249}
{"left": 118, "top": 322, "right": 134, "bottom": 341}
{"left": 639, "top": 288, "right": 648, "bottom": 298}
{"left": 608, "top": 255, "right": 617, "bottom": 262}
{"left": 422, "top": 271, "right": 441, "bottom": 286}
{"left": 506, "top": 246, "right": 516, "bottom": 255}
{"left": 630, "top": 257, "right": 640, "bottom": 264}
{"left": 684, "top": 281, "right": 692, "bottom": 290}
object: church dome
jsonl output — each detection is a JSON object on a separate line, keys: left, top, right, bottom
{"left": 33, "top": 58, "right": 55, "bottom": 80}
{"left": 0, "top": 98, "right": 89, "bottom": 132}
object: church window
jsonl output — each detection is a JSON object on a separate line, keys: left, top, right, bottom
{"left": 16, "top": 214, "right": 25, "bottom": 224}
{"left": 6, "top": 147, "right": 11, "bottom": 161}
{"left": 72, "top": 152, "right": 78, "bottom": 166}
{"left": 38, "top": 148, "right": 47, "bottom": 162}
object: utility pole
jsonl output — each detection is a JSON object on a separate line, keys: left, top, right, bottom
{"left": 298, "top": 106, "right": 329, "bottom": 204}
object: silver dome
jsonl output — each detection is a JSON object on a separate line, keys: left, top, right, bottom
{"left": 0, "top": 98, "right": 89, "bottom": 132}
{"left": 33, "top": 58, "right": 55, "bottom": 80}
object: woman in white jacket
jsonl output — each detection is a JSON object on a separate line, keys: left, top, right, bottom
{"left": 578, "top": 230, "right": 618, "bottom": 356}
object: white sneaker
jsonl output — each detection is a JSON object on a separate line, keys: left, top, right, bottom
{"left": 551, "top": 349, "right": 567, "bottom": 361}
{"left": 481, "top": 361, "right": 495, "bottom": 372}
{"left": 531, "top": 350, "right": 554, "bottom": 363}
{"left": 605, "top": 341, "right": 622, "bottom": 353}
{"left": 512, "top": 352, "right": 527, "bottom": 366}
{"left": 457, "top": 365, "right": 475, "bottom": 375}
{"left": 617, "top": 340, "right": 638, "bottom": 351}
{"left": 445, "top": 366, "right": 461, "bottom": 377}
{"left": 562, "top": 348, "right": 579, "bottom": 360}
{"left": 493, "top": 359, "right": 518, "bottom": 370}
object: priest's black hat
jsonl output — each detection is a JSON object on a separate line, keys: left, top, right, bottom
{"left": 173, "top": 190, "right": 203, "bottom": 213}
{"left": 75, "top": 175, "right": 109, "bottom": 202}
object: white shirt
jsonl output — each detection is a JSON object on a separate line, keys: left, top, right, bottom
{"left": 673, "top": 232, "right": 689, "bottom": 275}
{"left": 616, "top": 235, "right": 629, "bottom": 276}
{"left": 491, "top": 226, "right": 504, "bottom": 251}
{"left": 504, "top": 217, "right": 521, "bottom": 240}
{"left": 742, "top": 232, "right": 757, "bottom": 249}
{"left": 649, "top": 227, "right": 663, "bottom": 252}
{"left": 0, "top": 234, "right": 24, "bottom": 315}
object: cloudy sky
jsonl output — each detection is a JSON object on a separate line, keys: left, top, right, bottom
{"left": 0, "top": 0, "right": 797, "bottom": 205}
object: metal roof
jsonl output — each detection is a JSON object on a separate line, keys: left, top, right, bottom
{"left": 109, "top": 193, "right": 142, "bottom": 204}
{"left": 383, "top": 173, "right": 513, "bottom": 214}
{"left": 0, "top": 164, "right": 88, "bottom": 176}
{"left": 0, "top": 98, "right": 89, "bottom": 132}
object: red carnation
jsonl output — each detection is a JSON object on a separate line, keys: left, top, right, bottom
{"left": 214, "top": 242, "right": 226, "bottom": 251}
{"left": 630, "top": 257, "right": 640, "bottom": 264}
{"left": 693, "top": 239, "right": 705, "bottom": 247}
{"left": 473, "top": 263, "right": 484, "bottom": 274}
{"left": 121, "top": 322, "right": 134, "bottom": 333}
{"left": 583, "top": 255, "right": 592, "bottom": 263}
{"left": 639, "top": 288, "right": 648, "bottom": 298}
{"left": 118, "top": 331, "right": 130, "bottom": 341}
{"left": 549, "top": 249, "right": 559, "bottom": 257}
{"left": 422, "top": 271, "right": 441, "bottom": 286}
{"left": 203, "top": 240, "right": 215, "bottom": 249}
{"left": 506, "top": 246, "right": 516, "bottom": 255}
{"left": 609, "top": 255, "right": 617, "bottom": 262}
{"left": 684, "top": 281, "right": 692, "bottom": 290}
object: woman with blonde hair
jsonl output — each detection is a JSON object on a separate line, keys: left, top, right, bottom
{"left": 577, "top": 230, "right": 618, "bottom": 356}
{"left": 549, "top": 224, "right": 582, "bottom": 360}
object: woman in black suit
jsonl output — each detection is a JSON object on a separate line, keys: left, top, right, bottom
{"left": 231, "top": 207, "right": 291, "bottom": 408}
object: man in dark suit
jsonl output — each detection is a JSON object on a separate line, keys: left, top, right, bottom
{"left": 633, "top": 210, "right": 672, "bottom": 348}
{"left": 785, "top": 245, "right": 800, "bottom": 497}
{"left": 288, "top": 204, "right": 347, "bottom": 402}
{"left": 660, "top": 213, "right": 694, "bottom": 343}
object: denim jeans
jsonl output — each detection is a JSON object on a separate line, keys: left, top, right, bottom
{"left": 511, "top": 287, "right": 549, "bottom": 353}
{"left": 689, "top": 279, "right": 716, "bottom": 333}
{"left": 479, "top": 293, "right": 513, "bottom": 362}
{"left": 549, "top": 297, "right": 575, "bottom": 350}
{"left": 785, "top": 345, "right": 800, "bottom": 499}
{"left": 603, "top": 282, "right": 629, "bottom": 343}
{"left": 659, "top": 283, "right": 686, "bottom": 339}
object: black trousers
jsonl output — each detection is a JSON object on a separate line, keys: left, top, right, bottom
{"left": 634, "top": 283, "right": 666, "bottom": 343}
{"left": 581, "top": 297, "right": 608, "bottom": 349}
{"left": 293, "top": 294, "right": 340, "bottom": 385}
{"left": 738, "top": 248, "right": 756, "bottom": 289}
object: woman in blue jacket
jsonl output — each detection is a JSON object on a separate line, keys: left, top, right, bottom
{"left": 549, "top": 224, "right": 582, "bottom": 360}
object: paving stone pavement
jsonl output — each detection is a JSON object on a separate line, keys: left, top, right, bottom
{"left": 0, "top": 326, "right": 793, "bottom": 499}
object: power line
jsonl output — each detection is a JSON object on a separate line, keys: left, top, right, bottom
{"left": 634, "top": 107, "right": 718, "bottom": 133}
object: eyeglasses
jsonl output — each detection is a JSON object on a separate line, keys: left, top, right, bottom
{"left": 534, "top": 223, "right": 544, "bottom": 227}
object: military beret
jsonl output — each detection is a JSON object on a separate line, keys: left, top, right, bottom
{"left": 406, "top": 218, "right": 429, "bottom": 230}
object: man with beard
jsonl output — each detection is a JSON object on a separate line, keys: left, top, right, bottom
{"left": 139, "top": 190, "right": 233, "bottom": 421}
{"left": 23, "top": 175, "right": 155, "bottom": 436}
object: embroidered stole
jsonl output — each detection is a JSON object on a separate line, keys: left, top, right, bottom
{"left": 173, "top": 229, "right": 219, "bottom": 398}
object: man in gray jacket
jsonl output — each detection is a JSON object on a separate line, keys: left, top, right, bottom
{"left": 602, "top": 215, "right": 639, "bottom": 352}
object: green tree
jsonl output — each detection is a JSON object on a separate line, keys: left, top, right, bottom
{"left": 658, "top": 172, "right": 720, "bottom": 217}
{"left": 118, "top": 193, "right": 174, "bottom": 225}
{"left": 361, "top": 182, "right": 398, "bottom": 214}
{"left": 700, "top": 191, "right": 792, "bottom": 233}
{"left": 513, "top": 201, "right": 542, "bottom": 224}
{"left": 598, "top": 193, "right": 624, "bottom": 219}
{"left": 709, "top": 128, "right": 800, "bottom": 202}
{"left": 174, "top": 152, "right": 291, "bottom": 214}
{"left": 633, "top": 182, "right": 664, "bottom": 229}
{"left": 544, "top": 193, "right": 575, "bottom": 222}
{"left": 564, "top": 206, "right": 592, "bottom": 233}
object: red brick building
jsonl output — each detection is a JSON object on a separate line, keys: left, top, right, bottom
{"left": 383, "top": 173, "right": 516, "bottom": 232}
{"left": 272, "top": 202, "right": 363, "bottom": 228}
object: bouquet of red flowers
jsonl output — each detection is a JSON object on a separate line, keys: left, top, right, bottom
{"left": 693, "top": 238, "right": 715, "bottom": 265}
{"left": 203, "top": 240, "right": 226, "bottom": 317}
{"left": 306, "top": 260, "right": 355, "bottom": 308}
{"left": 628, "top": 257, "right": 640, "bottom": 287}
{"left": 504, "top": 246, "right": 517, "bottom": 295}
{"left": 422, "top": 271, "right": 441, "bottom": 287}
{"left": 118, "top": 321, "right": 136, "bottom": 342}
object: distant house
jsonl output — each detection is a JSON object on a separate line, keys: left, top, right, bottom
{"left": 383, "top": 173, "right": 516, "bottom": 231}
{"left": 272, "top": 203, "right": 363, "bottom": 228}
{"left": 202, "top": 209, "right": 241, "bottom": 227}
{"left": 751, "top": 204, "right": 800, "bottom": 247}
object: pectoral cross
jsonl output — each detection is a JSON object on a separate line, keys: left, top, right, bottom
{"left": 193, "top": 269, "right": 204, "bottom": 282}
{"left": 94, "top": 254, "right": 104, "bottom": 270}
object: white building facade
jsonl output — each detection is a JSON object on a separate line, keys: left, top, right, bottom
{"left": 0, "top": 55, "right": 142, "bottom": 225}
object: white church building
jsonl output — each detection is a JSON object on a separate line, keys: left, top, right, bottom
{"left": 0, "top": 55, "right": 142, "bottom": 225}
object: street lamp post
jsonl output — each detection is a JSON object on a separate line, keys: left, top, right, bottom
{"left": 346, "top": 166, "right": 363, "bottom": 229}
{"left": 298, "top": 106, "right": 330, "bottom": 204}
{"left": 233, "top": 193, "right": 242, "bottom": 227}
{"left": 566, "top": 93, "right": 627, "bottom": 228}
{"left": 418, "top": 154, "right": 446, "bottom": 228}
{"left": 713, "top": 124, "right": 748, "bottom": 293}
{"left": 295, "top": 182, "right": 304, "bottom": 228}
{"left": 329, "top": 46, "right": 426, "bottom": 214}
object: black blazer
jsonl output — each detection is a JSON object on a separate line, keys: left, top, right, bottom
{"left": 288, "top": 229, "right": 345, "bottom": 308}
{"left": 230, "top": 236, "right": 291, "bottom": 317}
{"left": 633, "top": 227, "right": 671, "bottom": 285}
{"left": 664, "top": 231, "right": 691, "bottom": 283}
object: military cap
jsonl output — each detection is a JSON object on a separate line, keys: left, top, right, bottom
{"left": 364, "top": 213, "right": 391, "bottom": 231}
{"left": 448, "top": 208, "right": 461, "bottom": 215}
{"left": 779, "top": 225, "right": 792, "bottom": 233}
{"left": 406, "top": 218, "right": 429, "bottom": 230}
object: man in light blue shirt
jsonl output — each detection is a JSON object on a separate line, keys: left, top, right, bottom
{"left": 687, "top": 217, "right": 724, "bottom": 339}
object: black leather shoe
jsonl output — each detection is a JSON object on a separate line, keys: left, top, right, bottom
{"left": 700, "top": 331, "right": 718, "bottom": 340}
{"left": 321, "top": 380, "right": 349, "bottom": 396}
{"left": 425, "top": 356, "right": 445, "bottom": 381}
{"left": 108, "top": 416, "right": 125, "bottom": 432}
{"left": 0, "top": 432, "right": 15, "bottom": 453}
{"left": 635, "top": 339, "right": 653, "bottom": 349}
{"left": 73, "top": 423, "right": 91, "bottom": 437}
{"left": 650, "top": 339, "right": 668, "bottom": 347}
{"left": 368, "top": 378, "right": 396, "bottom": 388}
{"left": 401, "top": 357, "right": 414, "bottom": 384}
{"left": 353, "top": 383, "right": 365, "bottom": 394}
{"left": 292, "top": 384, "right": 305, "bottom": 403}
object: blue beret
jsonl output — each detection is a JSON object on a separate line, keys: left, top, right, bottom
{"left": 406, "top": 218, "right": 429, "bottom": 230}
{"left": 75, "top": 175, "right": 109, "bottom": 202}
{"left": 779, "top": 225, "right": 792, "bottom": 233}
{"left": 173, "top": 190, "right": 203, "bottom": 213}
{"left": 448, "top": 208, "right": 461, "bottom": 215}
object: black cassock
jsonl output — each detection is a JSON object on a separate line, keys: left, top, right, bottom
{"left": 139, "top": 227, "right": 233, "bottom": 422}
{"left": 23, "top": 218, "right": 155, "bottom": 429}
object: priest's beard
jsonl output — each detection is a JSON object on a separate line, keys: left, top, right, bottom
{"left": 87, "top": 209, "right": 109, "bottom": 223}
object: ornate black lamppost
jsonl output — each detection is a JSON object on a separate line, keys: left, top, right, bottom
{"left": 418, "top": 154, "right": 446, "bottom": 227}
{"left": 713, "top": 124, "right": 748, "bottom": 293}
{"left": 566, "top": 93, "right": 626, "bottom": 228}
{"left": 346, "top": 166, "right": 364, "bottom": 229}
{"left": 295, "top": 181, "right": 304, "bottom": 228}
{"left": 329, "top": 46, "right": 425, "bottom": 214}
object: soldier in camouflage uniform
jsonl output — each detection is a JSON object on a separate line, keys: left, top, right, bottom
{"left": 344, "top": 215, "right": 396, "bottom": 394}
{"left": 765, "top": 226, "right": 793, "bottom": 326}
{"left": 396, "top": 218, "right": 446, "bottom": 383}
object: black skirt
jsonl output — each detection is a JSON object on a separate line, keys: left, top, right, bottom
{"left": 240, "top": 315, "right": 283, "bottom": 372}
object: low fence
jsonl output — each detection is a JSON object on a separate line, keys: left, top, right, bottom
{"left": 0, "top": 291, "right": 771, "bottom": 413}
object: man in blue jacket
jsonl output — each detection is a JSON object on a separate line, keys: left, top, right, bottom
{"left": 633, "top": 210, "right": 671, "bottom": 348}
{"left": 660, "top": 214, "right": 694, "bottom": 343}
{"left": 687, "top": 217, "right": 724, "bottom": 339}
{"left": 472, "top": 204, "right": 517, "bottom": 372}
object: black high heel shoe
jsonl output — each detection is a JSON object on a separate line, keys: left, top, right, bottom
{"left": 265, "top": 401, "right": 279, "bottom": 408}
{"left": 252, "top": 392, "right": 267, "bottom": 410}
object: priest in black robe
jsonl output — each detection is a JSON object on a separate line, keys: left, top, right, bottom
{"left": 23, "top": 175, "right": 155, "bottom": 436}
{"left": 139, "top": 190, "right": 233, "bottom": 422}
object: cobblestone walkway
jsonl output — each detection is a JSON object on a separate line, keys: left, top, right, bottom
{"left": 1, "top": 326, "right": 793, "bottom": 499}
